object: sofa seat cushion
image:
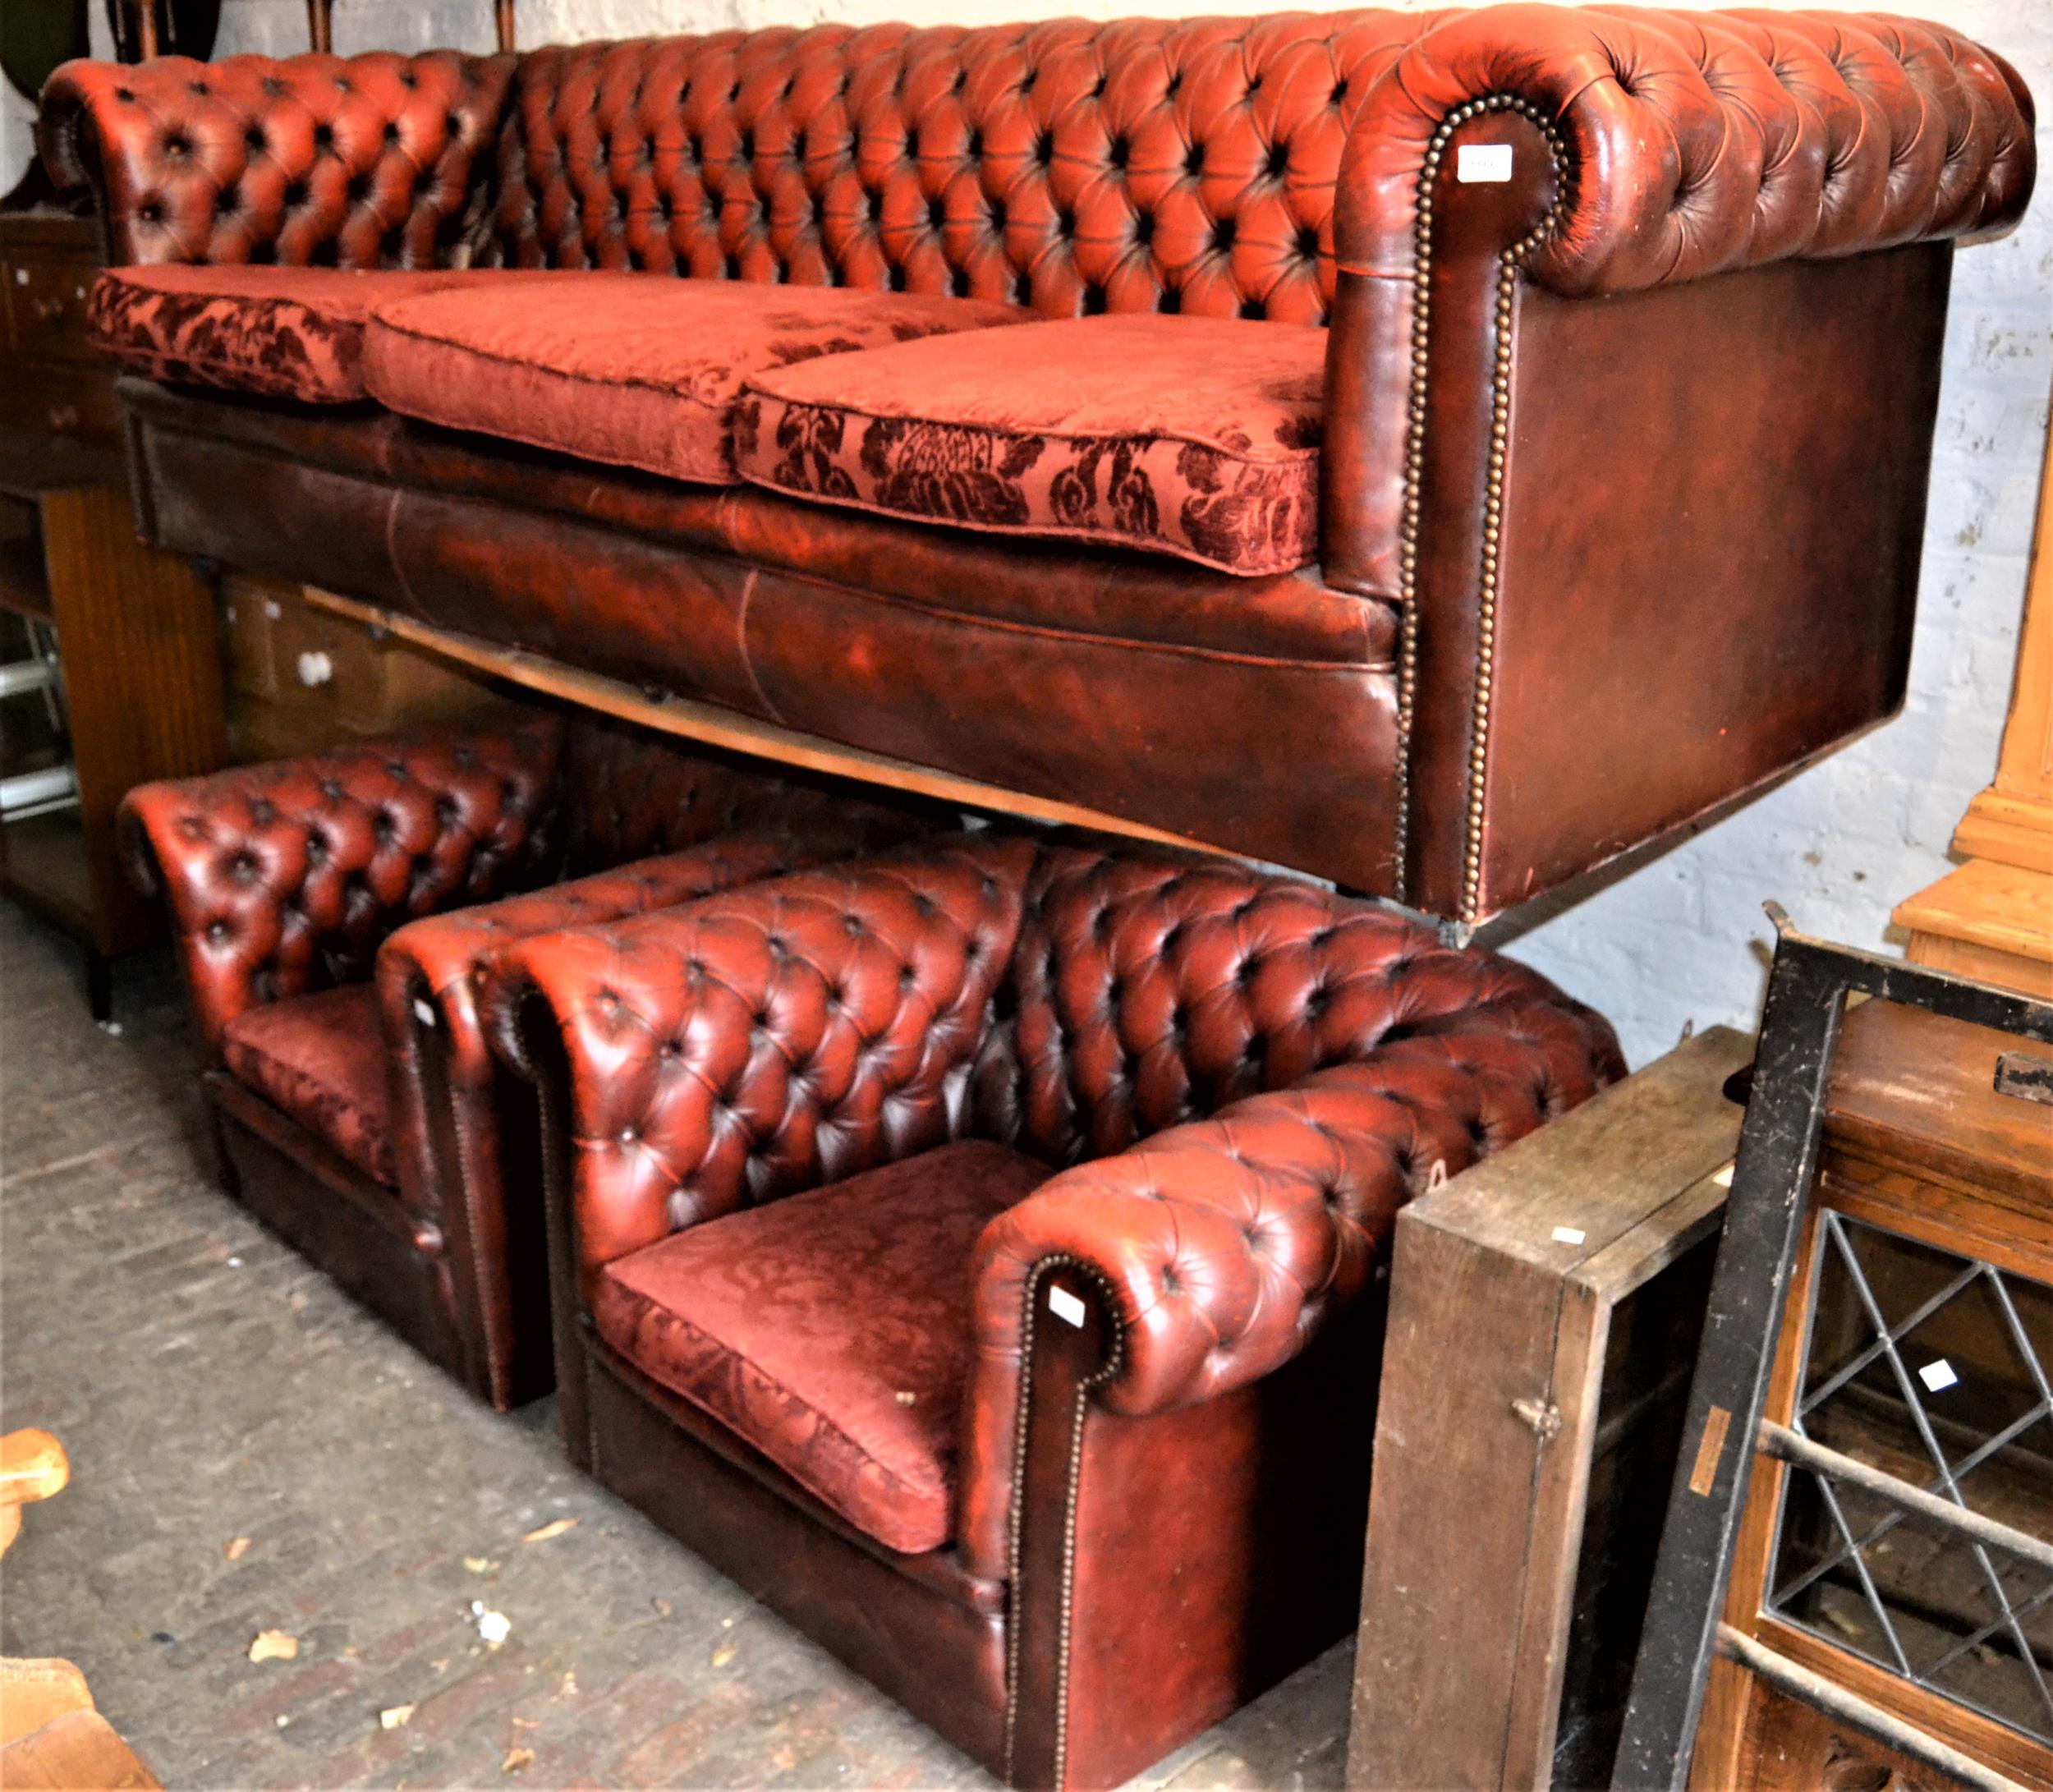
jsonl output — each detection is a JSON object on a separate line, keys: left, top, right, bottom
{"left": 592, "top": 1140, "right": 1051, "bottom": 1555}
{"left": 88, "top": 266, "right": 530, "bottom": 404}
{"left": 736, "top": 314, "right": 1326, "bottom": 576}
{"left": 218, "top": 983, "right": 395, "bottom": 1185}
{"left": 361, "top": 273, "right": 1029, "bottom": 487}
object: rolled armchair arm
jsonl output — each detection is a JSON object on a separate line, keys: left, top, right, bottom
{"left": 485, "top": 832, "right": 1040, "bottom": 1287}
{"left": 959, "top": 995, "right": 1624, "bottom": 1580}
{"left": 122, "top": 712, "right": 563, "bottom": 1061}
{"left": 39, "top": 50, "right": 515, "bottom": 268}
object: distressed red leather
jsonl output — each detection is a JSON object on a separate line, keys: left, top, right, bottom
{"left": 489, "top": 830, "right": 1624, "bottom": 1540}
{"left": 87, "top": 266, "right": 531, "bottom": 402}
{"left": 738, "top": 315, "right": 1325, "bottom": 575}
{"left": 118, "top": 710, "right": 565, "bottom": 1060}
{"left": 486, "top": 828, "right": 1623, "bottom": 1781}
{"left": 218, "top": 983, "right": 395, "bottom": 1183}
{"left": 593, "top": 1141, "right": 1050, "bottom": 1555}
{"left": 122, "top": 711, "right": 939, "bottom": 1410}
{"left": 362, "top": 274, "right": 1028, "bottom": 485}
{"left": 40, "top": 51, "right": 514, "bottom": 269}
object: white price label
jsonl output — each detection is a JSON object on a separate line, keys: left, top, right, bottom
{"left": 1457, "top": 143, "right": 1513, "bottom": 184}
{"left": 1918, "top": 1359, "right": 1959, "bottom": 1394}
{"left": 1048, "top": 1285, "right": 1087, "bottom": 1328}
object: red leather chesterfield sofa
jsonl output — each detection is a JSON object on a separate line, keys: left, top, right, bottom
{"left": 485, "top": 829, "right": 1625, "bottom": 1785}
{"left": 39, "top": 7, "right": 2037, "bottom": 928}
{"left": 119, "top": 709, "right": 930, "bottom": 1407}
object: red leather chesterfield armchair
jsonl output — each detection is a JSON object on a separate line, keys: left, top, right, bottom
{"left": 485, "top": 830, "right": 1625, "bottom": 1785}
{"left": 39, "top": 7, "right": 2037, "bottom": 928}
{"left": 119, "top": 709, "right": 932, "bottom": 1408}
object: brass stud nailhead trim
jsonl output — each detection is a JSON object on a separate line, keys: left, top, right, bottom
{"left": 1001, "top": 1256, "right": 1126, "bottom": 1789}
{"left": 1391, "top": 94, "right": 1567, "bottom": 919}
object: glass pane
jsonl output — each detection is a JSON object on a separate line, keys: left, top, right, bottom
{"left": 1767, "top": 1213, "right": 2053, "bottom": 1747}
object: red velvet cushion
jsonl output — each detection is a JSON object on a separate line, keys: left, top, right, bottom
{"left": 735, "top": 314, "right": 1325, "bottom": 576}
{"left": 218, "top": 983, "right": 395, "bottom": 1184}
{"left": 592, "top": 1140, "right": 1050, "bottom": 1555}
{"left": 86, "top": 266, "right": 534, "bottom": 404}
{"left": 361, "top": 273, "right": 1028, "bottom": 486}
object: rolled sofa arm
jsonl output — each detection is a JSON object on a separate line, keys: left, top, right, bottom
{"left": 1336, "top": 4, "right": 2033, "bottom": 301}
{"left": 485, "top": 831, "right": 1042, "bottom": 1285}
{"left": 1320, "top": 3, "right": 2036, "bottom": 600}
{"left": 958, "top": 993, "right": 1624, "bottom": 1580}
{"left": 121, "top": 711, "right": 563, "bottom": 1062}
{"left": 39, "top": 50, "right": 515, "bottom": 268}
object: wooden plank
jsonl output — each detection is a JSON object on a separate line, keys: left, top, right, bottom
{"left": 1895, "top": 858, "right": 2051, "bottom": 968}
{"left": 1348, "top": 1027, "right": 1752, "bottom": 1791}
{"left": 301, "top": 586, "right": 1230, "bottom": 857}
{"left": 0, "top": 1711, "right": 159, "bottom": 1791}
{"left": 38, "top": 484, "right": 228, "bottom": 957}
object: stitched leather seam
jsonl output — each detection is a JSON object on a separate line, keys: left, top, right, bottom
{"left": 735, "top": 469, "right": 1315, "bottom": 581}
{"left": 756, "top": 566, "right": 1393, "bottom": 673}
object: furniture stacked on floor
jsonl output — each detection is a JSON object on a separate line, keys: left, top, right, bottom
{"left": 118, "top": 707, "right": 937, "bottom": 1408}
{"left": 38, "top": 6, "right": 2035, "bottom": 928}
{"left": 480, "top": 829, "right": 1624, "bottom": 1786}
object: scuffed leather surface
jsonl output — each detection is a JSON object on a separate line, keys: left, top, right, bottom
{"left": 593, "top": 1140, "right": 1050, "bottom": 1555}
{"left": 489, "top": 830, "right": 1623, "bottom": 1568}
{"left": 121, "top": 712, "right": 565, "bottom": 1063}
{"left": 41, "top": 51, "right": 515, "bottom": 269}
{"left": 363, "top": 273, "right": 1027, "bottom": 486}
{"left": 218, "top": 982, "right": 396, "bottom": 1184}
{"left": 88, "top": 265, "right": 512, "bottom": 402}
{"left": 737, "top": 313, "right": 1325, "bottom": 576}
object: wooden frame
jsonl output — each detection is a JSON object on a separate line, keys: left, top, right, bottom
{"left": 1348, "top": 1025, "right": 1752, "bottom": 1790}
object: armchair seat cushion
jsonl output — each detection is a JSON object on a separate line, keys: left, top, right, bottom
{"left": 736, "top": 315, "right": 1325, "bottom": 576}
{"left": 361, "top": 273, "right": 1028, "bottom": 488}
{"left": 591, "top": 1139, "right": 1051, "bottom": 1555}
{"left": 218, "top": 983, "right": 394, "bottom": 1184}
{"left": 88, "top": 266, "right": 525, "bottom": 404}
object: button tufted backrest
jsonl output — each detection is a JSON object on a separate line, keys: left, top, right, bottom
{"left": 553, "top": 716, "right": 929, "bottom": 877}
{"left": 971, "top": 839, "right": 1589, "bottom": 1165}
{"left": 476, "top": 14, "right": 1448, "bottom": 323}
{"left": 40, "top": 51, "right": 515, "bottom": 268}
{"left": 121, "top": 715, "right": 564, "bottom": 1060}
{"left": 488, "top": 831, "right": 1041, "bottom": 1282}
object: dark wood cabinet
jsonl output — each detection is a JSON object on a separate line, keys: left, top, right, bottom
{"left": 0, "top": 210, "right": 227, "bottom": 1016}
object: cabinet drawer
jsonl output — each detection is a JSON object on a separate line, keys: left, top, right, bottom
{"left": 5, "top": 254, "right": 103, "bottom": 365}
{"left": 0, "top": 360, "right": 122, "bottom": 450}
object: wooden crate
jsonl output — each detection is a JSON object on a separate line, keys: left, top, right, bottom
{"left": 1348, "top": 1025, "right": 1753, "bottom": 1790}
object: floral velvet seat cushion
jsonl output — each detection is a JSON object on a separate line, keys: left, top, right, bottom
{"left": 218, "top": 982, "right": 395, "bottom": 1185}
{"left": 361, "top": 273, "right": 1028, "bottom": 486}
{"left": 734, "top": 314, "right": 1326, "bottom": 577}
{"left": 590, "top": 1139, "right": 1052, "bottom": 1555}
{"left": 86, "top": 265, "right": 534, "bottom": 404}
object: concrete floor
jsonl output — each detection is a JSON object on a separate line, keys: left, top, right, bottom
{"left": 0, "top": 898, "right": 1354, "bottom": 1790}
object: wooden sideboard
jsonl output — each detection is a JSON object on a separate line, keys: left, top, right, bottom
{"left": 0, "top": 209, "right": 227, "bottom": 1018}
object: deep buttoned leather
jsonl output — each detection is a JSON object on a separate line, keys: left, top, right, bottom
{"left": 486, "top": 830, "right": 1624, "bottom": 1572}
{"left": 46, "top": 11, "right": 2031, "bottom": 310}
{"left": 40, "top": 52, "right": 516, "bottom": 269}
{"left": 120, "top": 710, "right": 565, "bottom": 1062}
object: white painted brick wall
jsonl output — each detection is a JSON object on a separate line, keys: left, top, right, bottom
{"left": 7, "top": 0, "right": 2045, "bottom": 1064}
